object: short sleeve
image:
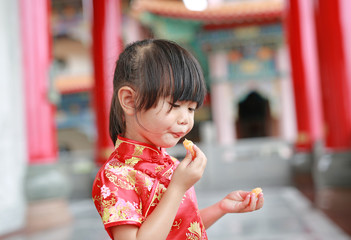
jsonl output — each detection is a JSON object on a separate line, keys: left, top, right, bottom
{"left": 92, "top": 161, "right": 145, "bottom": 238}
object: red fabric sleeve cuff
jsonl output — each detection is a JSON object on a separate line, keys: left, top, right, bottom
{"left": 105, "top": 220, "right": 142, "bottom": 239}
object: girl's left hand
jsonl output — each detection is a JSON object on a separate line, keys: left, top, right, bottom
{"left": 219, "top": 190, "right": 264, "bottom": 213}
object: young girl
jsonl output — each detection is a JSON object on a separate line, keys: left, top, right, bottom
{"left": 92, "top": 39, "right": 264, "bottom": 240}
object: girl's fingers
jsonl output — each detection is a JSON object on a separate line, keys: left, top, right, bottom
{"left": 192, "top": 144, "right": 204, "bottom": 158}
{"left": 248, "top": 193, "right": 263, "bottom": 210}
{"left": 236, "top": 194, "right": 251, "bottom": 212}
{"left": 180, "top": 147, "right": 205, "bottom": 172}
{"left": 181, "top": 150, "right": 193, "bottom": 166}
{"left": 191, "top": 145, "right": 207, "bottom": 166}
{"left": 191, "top": 158, "right": 207, "bottom": 175}
{"left": 256, "top": 193, "right": 264, "bottom": 209}
{"left": 243, "top": 193, "right": 251, "bottom": 205}
{"left": 247, "top": 193, "right": 257, "bottom": 211}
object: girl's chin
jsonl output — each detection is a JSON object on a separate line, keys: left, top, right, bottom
{"left": 153, "top": 135, "right": 182, "bottom": 148}
{"left": 160, "top": 142, "right": 177, "bottom": 149}
{"left": 160, "top": 139, "right": 179, "bottom": 148}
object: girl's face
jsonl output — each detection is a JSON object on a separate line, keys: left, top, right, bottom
{"left": 125, "top": 96, "right": 196, "bottom": 148}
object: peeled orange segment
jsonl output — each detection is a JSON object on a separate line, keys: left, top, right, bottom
{"left": 251, "top": 187, "right": 263, "bottom": 197}
{"left": 183, "top": 139, "right": 196, "bottom": 158}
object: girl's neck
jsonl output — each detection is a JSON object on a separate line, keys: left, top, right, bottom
{"left": 119, "top": 134, "right": 162, "bottom": 151}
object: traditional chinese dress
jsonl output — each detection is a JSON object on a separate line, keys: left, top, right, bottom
{"left": 92, "top": 136, "right": 208, "bottom": 240}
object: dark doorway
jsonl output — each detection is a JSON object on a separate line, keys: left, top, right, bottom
{"left": 236, "top": 91, "right": 272, "bottom": 138}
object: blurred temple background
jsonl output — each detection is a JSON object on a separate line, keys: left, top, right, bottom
{"left": 0, "top": 0, "right": 351, "bottom": 239}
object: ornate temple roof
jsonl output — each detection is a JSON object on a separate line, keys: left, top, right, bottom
{"left": 131, "top": 0, "right": 284, "bottom": 25}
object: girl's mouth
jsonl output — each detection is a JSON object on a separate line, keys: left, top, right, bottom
{"left": 172, "top": 132, "right": 184, "bottom": 138}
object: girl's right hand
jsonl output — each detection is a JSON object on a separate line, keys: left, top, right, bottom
{"left": 169, "top": 145, "right": 207, "bottom": 193}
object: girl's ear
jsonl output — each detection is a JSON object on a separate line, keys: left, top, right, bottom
{"left": 118, "top": 86, "right": 136, "bottom": 116}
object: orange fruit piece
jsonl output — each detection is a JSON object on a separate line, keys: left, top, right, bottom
{"left": 251, "top": 187, "right": 263, "bottom": 197}
{"left": 183, "top": 139, "right": 196, "bottom": 158}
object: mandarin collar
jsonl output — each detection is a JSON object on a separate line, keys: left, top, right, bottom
{"left": 115, "top": 135, "right": 165, "bottom": 159}
{"left": 114, "top": 136, "right": 175, "bottom": 185}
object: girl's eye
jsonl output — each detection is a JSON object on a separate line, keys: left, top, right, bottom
{"left": 168, "top": 101, "right": 196, "bottom": 112}
{"left": 169, "top": 102, "right": 180, "bottom": 108}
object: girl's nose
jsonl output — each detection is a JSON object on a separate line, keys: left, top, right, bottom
{"left": 177, "top": 112, "right": 189, "bottom": 125}
{"left": 177, "top": 117, "right": 188, "bottom": 125}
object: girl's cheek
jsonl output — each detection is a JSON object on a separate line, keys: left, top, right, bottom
{"left": 188, "top": 119, "right": 194, "bottom": 131}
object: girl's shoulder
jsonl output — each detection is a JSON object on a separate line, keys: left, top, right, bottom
{"left": 93, "top": 150, "right": 132, "bottom": 182}
{"left": 92, "top": 151, "right": 139, "bottom": 194}
{"left": 99, "top": 150, "right": 136, "bottom": 173}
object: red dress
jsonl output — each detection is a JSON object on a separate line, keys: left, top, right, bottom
{"left": 92, "top": 136, "right": 208, "bottom": 239}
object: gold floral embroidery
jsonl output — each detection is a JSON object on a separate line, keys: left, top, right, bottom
{"left": 115, "top": 139, "right": 122, "bottom": 149}
{"left": 144, "top": 183, "right": 166, "bottom": 217}
{"left": 116, "top": 139, "right": 160, "bottom": 155}
{"left": 108, "top": 160, "right": 123, "bottom": 168}
{"left": 125, "top": 157, "right": 142, "bottom": 167}
{"left": 155, "top": 165, "right": 164, "bottom": 173}
{"left": 162, "top": 168, "right": 173, "bottom": 181}
{"left": 173, "top": 219, "right": 182, "bottom": 229}
{"left": 186, "top": 222, "right": 201, "bottom": 240}
{"left": 144, "top": 176, "right": 154, "bottom": 190}
{"left": 102, "top": 207, "right": 111, "bottom": 223}
{"left": 149, "top": 184, "right": 166, "bottom": 207}
{"left": 127, "top": 171, "right": 137, "bottom": 185}
{"left": 92, "top": 195, "right": 102, "bottom": 205}
{"left": 105, "top": 171, "right": 135, "bottom": 190}
{"left": 101, "top": 198, "right": 117, "bottom": 209}
{"left": 133, "top": 145, "right": 145, "bottom": 156}
{"left": 111, "top": 199, "right": 143, "bottom": 223}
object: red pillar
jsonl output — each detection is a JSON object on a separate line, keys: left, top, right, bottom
{"left": 92, "top": 0, "right": 123, "bottom": 165}
{"left": 312, "top": 2, "right": 351, "bottom": 234}
{"left": 19, "top": 3, "right": 72, "bottom": 232}
{"left": 20, "top": 0, "right": 57, "bottom": 164}
{"left": 314, "top": 0, "right": 351, "bottom": 151}
{"left": 284, "top": 0, "right": 324, "bottom": 152}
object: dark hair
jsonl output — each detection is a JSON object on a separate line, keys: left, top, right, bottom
{"left": 109, "top": 39, "right": 207, "bottom": 144}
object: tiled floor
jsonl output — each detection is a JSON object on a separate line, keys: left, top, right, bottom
{"left": 3, "top": 187, "right": 350, "bottom": 240}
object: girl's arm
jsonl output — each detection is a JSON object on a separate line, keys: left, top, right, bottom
{"left": 200, "top": 191, "right": 264, "bottom": 229}
{"left": 111, "top": 146, "right": 207, "bottom": 240}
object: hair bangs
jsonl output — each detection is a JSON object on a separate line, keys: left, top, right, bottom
{"left": 170, "top": 50, "right": 206, "bottom": 108}
{"left": 136, "top": 44, "right": 174, "bottom": 110}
